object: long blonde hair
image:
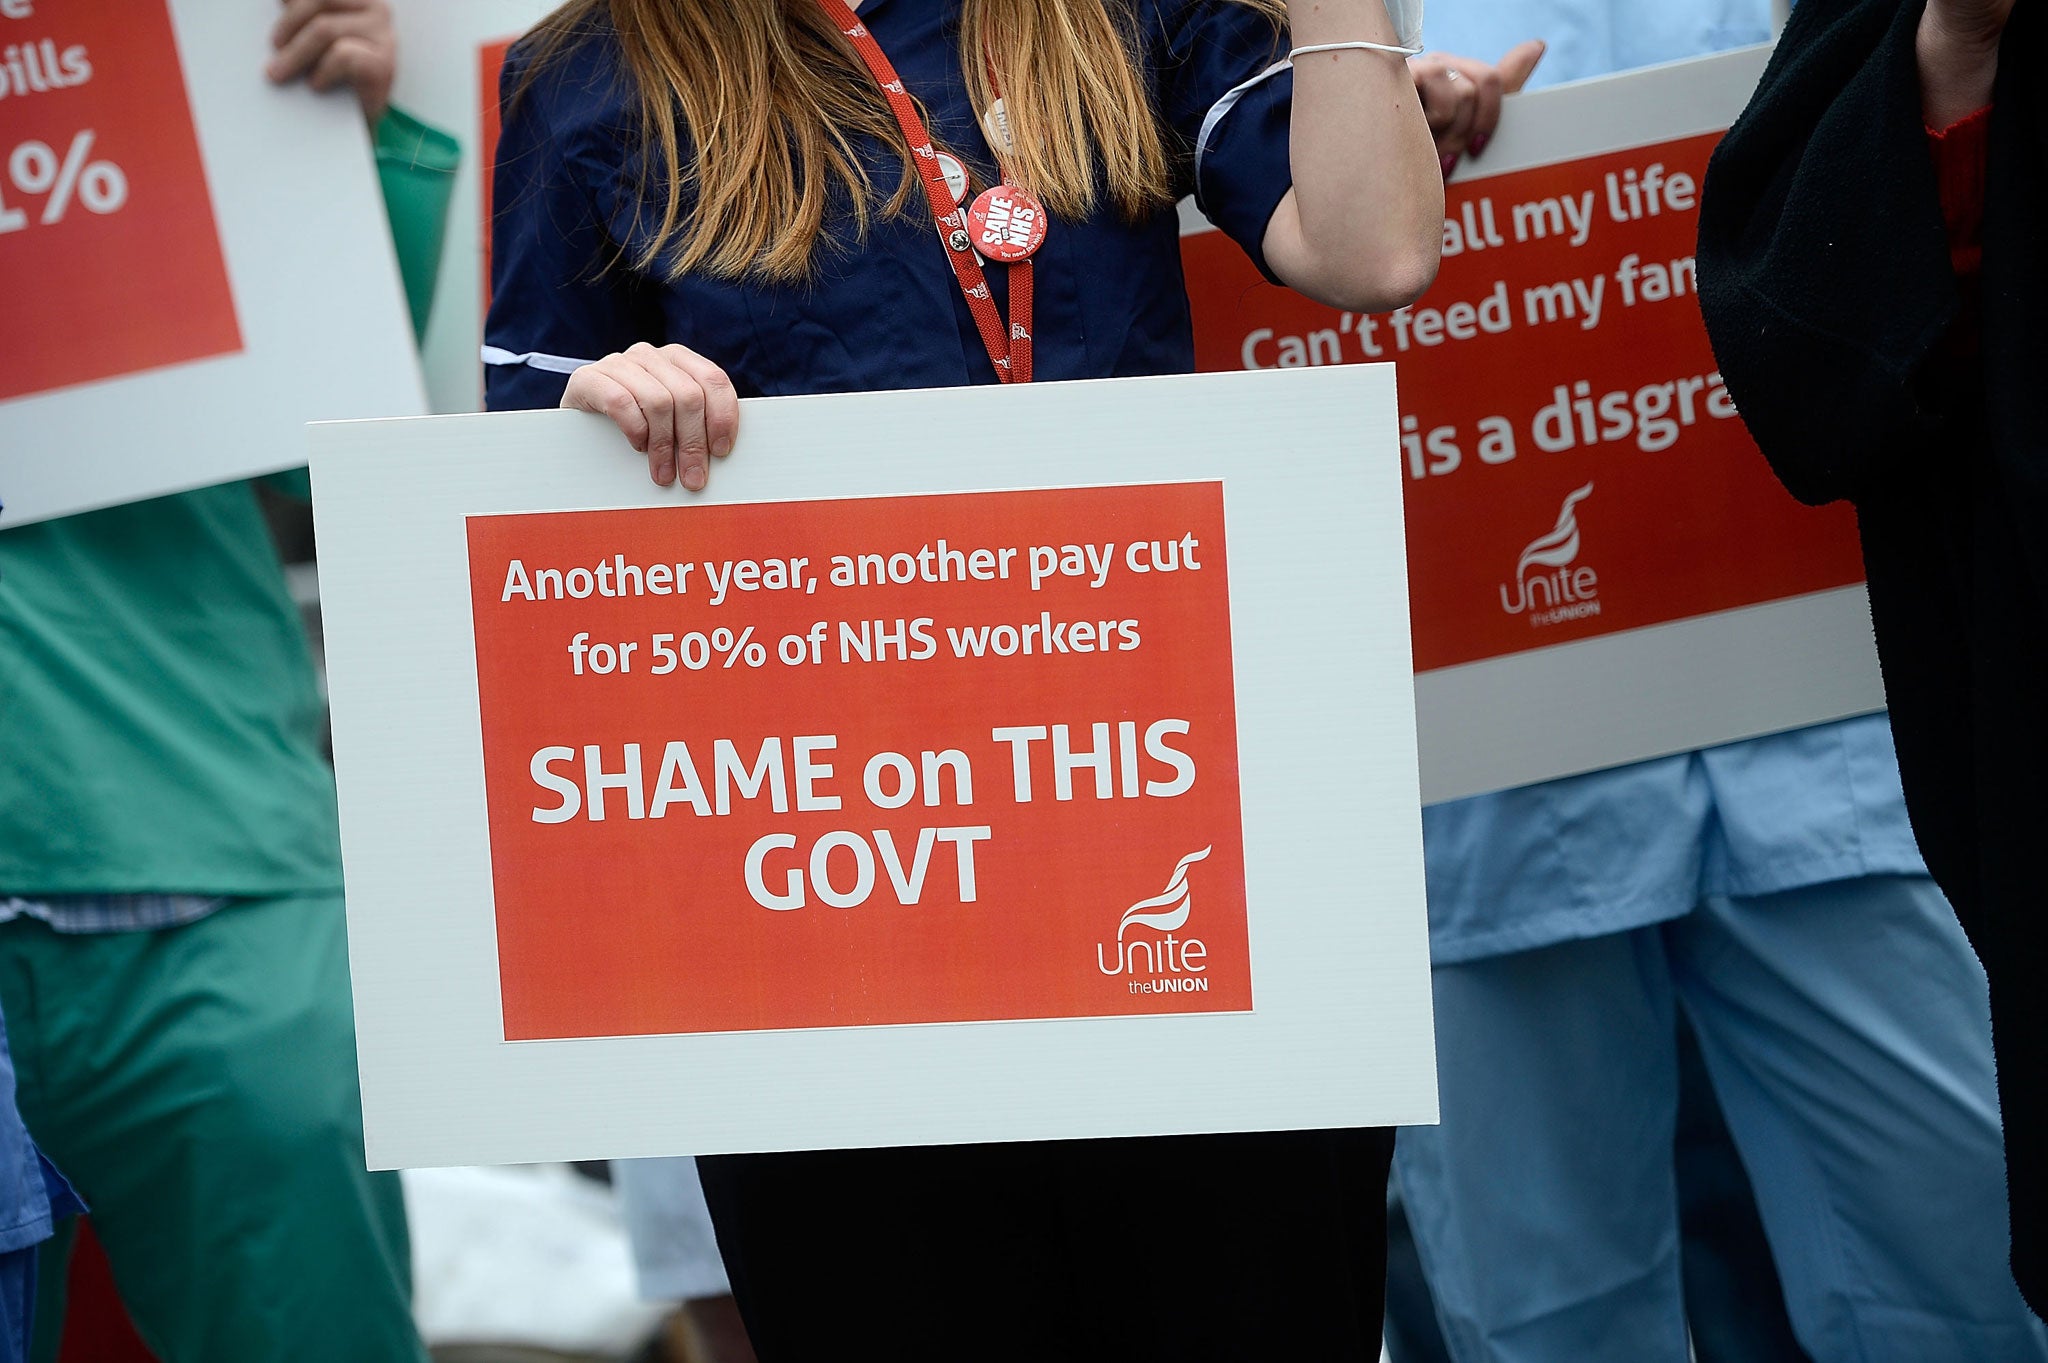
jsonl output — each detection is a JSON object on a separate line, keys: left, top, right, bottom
{"left": 519, "top": 0, "right": 1283, "bottom": 282}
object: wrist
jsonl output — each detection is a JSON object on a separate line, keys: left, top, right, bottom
{"left": 1917, "top": 7, "right": 2001, "bottom": 127}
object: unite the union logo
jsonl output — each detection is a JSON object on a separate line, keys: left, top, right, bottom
{"left": 1096, "top": 847, "right": 1212, "bottom": 994}
{"left": 1499, "top": 482, "right": 1602, "bottom": 627}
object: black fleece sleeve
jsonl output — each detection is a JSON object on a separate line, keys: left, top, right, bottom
{"left": 1696, "top": 0, "right": 1960, "bottom": 508}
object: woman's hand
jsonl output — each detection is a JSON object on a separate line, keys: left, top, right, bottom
{"left": 266, "top": 0, "right": 398, "bottom": 123}
{"left": 1918, "top": 0, "right": 2013, "bottom": 126}
{"left": 1412, "top": 40, "right": 1546, "bottom": 177}
{"left": 561, "top": 344, "right": 740, "bottom": 491}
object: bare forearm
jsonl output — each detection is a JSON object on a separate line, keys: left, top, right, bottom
{"left": 1266, "top": 0, "right": 1443, "bottom": 311}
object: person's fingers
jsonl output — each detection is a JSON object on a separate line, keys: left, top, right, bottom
{"left": 1413, "top": 59, "right": 1489, "bottom": 172}
{"left": 1463, "top": 61, "right": 1505, "bottom": 156}
{"left": 562, "top": 367, "right": 656, "bottom": 472}
{"left": 1468, "top": 41, "right": 1543, "bottom": 157}
{"left": 1414, "top": 61, "right": 1461, "bottom": 134}
{"left": 1497, "top": 39, "right": 1548, "bottom": 95}
{"left": 270, "top": 0, "right": 373, "bottom": 53}
{"left": 636, "top": 346, "right": 713, "bottom": 492}
{"left": 609, "top": 348, "right": 682, "bottom": 485}
{"left": 307, "top": 37, "right": 393, "bottom": 117}
{"left": 265, "top": 9, "right": 381, "bottom": 83}
{"left": 561, "top": 349, "right": 734, "bottom": 491}
{"left": 576, "top": 354, "right": 680, "bottom": 485}
{"left": 663, "top": 345, "right": 740, "bottom": 462}
{"left": 1407, "top": 52, "right": 1433, "bottom": 96}
{"left": 1434, "top": 78, "right": 1481, "bottom": 164}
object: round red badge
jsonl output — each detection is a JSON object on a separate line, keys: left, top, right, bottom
{"left": 967, "top": 184, "right": 1047, "bottom": 263}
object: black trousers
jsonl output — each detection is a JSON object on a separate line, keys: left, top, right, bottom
{"left": 699, "top": 1128, "right": 1394, "bottom": 1362}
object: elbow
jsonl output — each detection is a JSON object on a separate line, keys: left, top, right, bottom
{"left": 1300, "top": 234, "right": 1442, "bottom": 315}
{"left": 1268, "top": 177, "right": 1446, "bottom": 313}
{"left": 1362, "top": 237, "right": 1443, "bottom": 312}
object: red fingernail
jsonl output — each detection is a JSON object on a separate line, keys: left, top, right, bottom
{"left": 1470, "top": 133, "right": 1490, "bottom": 157}
{"left": 1440, "top": 153, "right": 1459, "bottom": 179}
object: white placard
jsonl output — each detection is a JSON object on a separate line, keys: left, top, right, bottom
{"left": 1184, "top": 46, "right": 1886, "bottom": 805}
{"left": 1417, "top": 46, "right": 1883, "bottom": 802}
{"left": 311, "top": 366, "right": 1439, "bottom": 1169}
{"left": 0, "top": 0, "right": 424, "bottom": 527}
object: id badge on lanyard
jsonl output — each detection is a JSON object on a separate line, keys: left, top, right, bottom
{"left": 815, "top": 0, "right": 1046, "bottom": 382}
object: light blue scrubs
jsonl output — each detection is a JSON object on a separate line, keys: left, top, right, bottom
{"left": 1424, "top": 0, "right": 1781, "bottom": 89}
{"left": 1394, "top": 5, "right": 2048, "bottom": 1359}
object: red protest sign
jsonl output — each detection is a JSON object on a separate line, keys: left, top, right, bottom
{"left": 0, "top": 0, "right": 240, "bottom": 402}
{"left": 467, "top": 482, "right": 1254, "bottom": 1040}
{"left": 1185, "top": 131, "right": 1865, "bottom": 675}
{"left": 478, "top": 36, "right": 511, "bottom": 321}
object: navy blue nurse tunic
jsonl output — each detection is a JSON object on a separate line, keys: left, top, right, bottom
{"left": 486, "top": 0, "right": 1294, "bottom": 401}
{"left": 487, "top": 3, "right": 1393, "bottom": 1357}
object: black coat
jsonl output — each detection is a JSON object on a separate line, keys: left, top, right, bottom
{"left": 1698, "top": 0, "right": 2045, "bottom": 1311}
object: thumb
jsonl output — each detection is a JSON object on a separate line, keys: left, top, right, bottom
{"left": 1498, "top": 38, "right": 1547, "bottom": 94}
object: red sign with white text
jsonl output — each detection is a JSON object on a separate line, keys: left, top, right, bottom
{"left": 0, "top": 0, "right": 240, "bottom": 402}
{"left": 1184, "top": 133, "right": 1865, "bottom": 674}
{"left": 468, "top": 483, "right": 1253, "bottom": 1040}
{"left": 478, "top": 37, "right": 512, "bottom": 320}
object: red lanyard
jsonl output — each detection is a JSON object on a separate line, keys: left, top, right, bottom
{"left": 815, "top": 0, "right": 1034, "bottom": 382}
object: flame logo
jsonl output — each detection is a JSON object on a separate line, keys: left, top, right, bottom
{"left": 1514, "top": 482, "right": 1594, "bottom": 580}
{"left": 1118, "top": 847, "right": 1212, "bottom": 939}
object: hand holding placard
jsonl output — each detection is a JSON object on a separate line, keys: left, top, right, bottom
{"left": 265, "top": 0, "right": 398, "bottom": 120}
{"left": 560, "top": 343, "right": 741, "bottom": 490}
{"left": 1412, "top": 37, "right": 1546, "bottom": 171}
